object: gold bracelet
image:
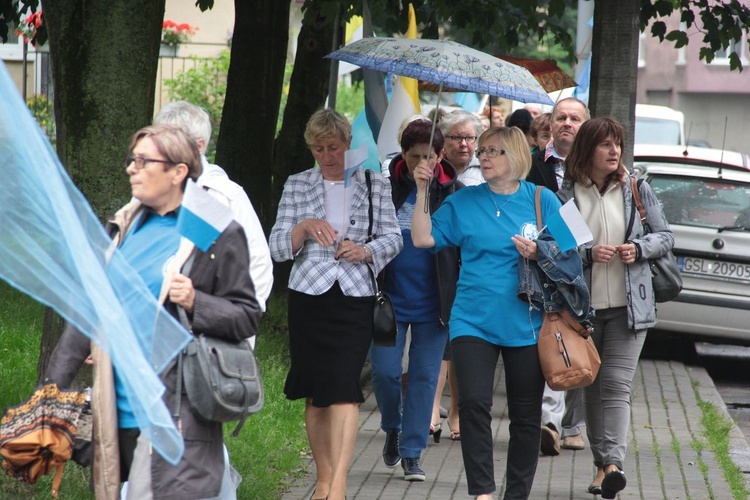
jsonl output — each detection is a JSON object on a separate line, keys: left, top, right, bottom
{"left": 363, "top": 246, "right": 371, "bottom": 261}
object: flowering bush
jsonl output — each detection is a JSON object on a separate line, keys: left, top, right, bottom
{"left": 27, "top": 94, "right": 56, "bottom": 144}
{"left": 16, "top": 11, "right": 43, "bottom": 45}
{"left": 162, "top": 20, "right": 198, "bottom": 46}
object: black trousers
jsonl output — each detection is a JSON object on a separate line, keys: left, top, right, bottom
{"left": 452, "top": 337, "right": 545, "bottom": 499}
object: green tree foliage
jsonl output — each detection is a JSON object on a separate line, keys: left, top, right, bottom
{"left": 641, "top": 0, "right": 750, "bottom": 71}
{"left": 163, "top": 51, "right": 231, "bottom": 162}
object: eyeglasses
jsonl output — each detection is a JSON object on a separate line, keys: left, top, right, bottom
{"left": 475, "top": 147, "right": 506, "bottom": 159}
{"left": 447, "top": 135, "right": 478, "bottom": 144}
{"left": 124, "top": 156, "right": 176, "bottom": 170}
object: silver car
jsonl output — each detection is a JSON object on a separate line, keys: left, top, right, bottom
{"left": 634, "top": 145, "right": 750, "bottom": 344}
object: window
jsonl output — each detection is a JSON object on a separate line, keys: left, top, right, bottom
{"left": 0, "top": 32, "right": 24, "bottom": 61}
{"left": 706, "top": 33, "right": 748, "bottom": 66}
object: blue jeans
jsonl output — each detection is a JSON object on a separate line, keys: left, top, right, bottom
{"left": 370, "top": 321, "right": 448, "bottom": 459}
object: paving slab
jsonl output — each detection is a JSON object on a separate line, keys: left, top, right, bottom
{"left": 282, "top": 358, "right": 750, "bottom": 499}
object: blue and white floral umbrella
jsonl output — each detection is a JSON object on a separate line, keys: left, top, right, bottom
{"left": 326, "top": 37, "right": 554, "bottom": 105}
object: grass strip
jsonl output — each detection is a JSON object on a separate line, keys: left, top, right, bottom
{"left": 696, "top": 398, "right": 749, "bottom": 500}
{"left": 0, "top": 282, "right": 307, "bottom": 499}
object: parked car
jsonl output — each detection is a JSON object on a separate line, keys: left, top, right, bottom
{"left": 634, "top": 145, "right": 750, "bottom": 344}
{"left": 635, "top": 104, "right": 686, "bottom": 146}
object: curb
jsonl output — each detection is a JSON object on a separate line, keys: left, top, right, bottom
{"left": 689, "top": 365, "right": 750, "bottom": 489}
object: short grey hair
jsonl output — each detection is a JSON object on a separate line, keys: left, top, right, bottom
{"left": 438, "top": 110, "right": 482, "bottom": 138}
{"left": 154, "top": 101, "right": 212, "bottom": 147}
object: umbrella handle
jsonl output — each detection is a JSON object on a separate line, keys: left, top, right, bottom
{"left": 51, "top": 461, "right": 65, "bottom": 498}
{"left": 424, "top": 82, "right": 444, "bottom": 213}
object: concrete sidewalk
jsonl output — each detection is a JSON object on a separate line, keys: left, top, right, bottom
{"left": 282, "top": 358, "right": 750, "bottom": 499}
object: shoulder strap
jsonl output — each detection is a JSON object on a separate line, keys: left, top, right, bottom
{"left": 365, "top": 169, "right": 374, "bottom": 243}
{"left": 626, "top": 177, "right": 647, "bottom": 237}
{"left": 534, "top": 186, "right": 543, "bottom": 229}
{"left": 631, "top": 177, "right": 646, "bottom": 223}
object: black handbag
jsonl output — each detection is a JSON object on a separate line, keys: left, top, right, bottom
{"left": 365, "top": 170, "right": 397, "bottom": 347}
{"left": 629, "top": 178, "right": 683, "bottom": 303}
{"left": 174, "top": 253, "right": 264, "bottom": 437}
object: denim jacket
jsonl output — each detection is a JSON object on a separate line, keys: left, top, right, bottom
{"left": 516, "top": 232, "right": 594, "bottom": 323}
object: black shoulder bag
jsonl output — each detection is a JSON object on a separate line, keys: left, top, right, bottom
{"left": 364, "top": 170, "right": 397, "bottom": 347}
{"left": 628, "top": 177, "right": 683, "bottom": 303}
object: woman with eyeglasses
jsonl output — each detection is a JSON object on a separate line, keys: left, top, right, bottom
{"left": 411, "top": 127, "right": 582, "bottom": 500}
{"left": 46, "top": 124, "right": 261, "bottom": 498}
{"left": 369, "top": 118, "right": 461, "bottom": 482}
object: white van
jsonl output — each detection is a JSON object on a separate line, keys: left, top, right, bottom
{"left": 634, "top": 104, "right": 686, "bottom": 146}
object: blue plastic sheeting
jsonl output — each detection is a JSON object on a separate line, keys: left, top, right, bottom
{"left": 0, "top": 61, "right": 191, "bottom": 466}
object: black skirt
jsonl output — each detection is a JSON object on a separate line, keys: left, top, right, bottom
{"left": 285, "top": 282, "right": 373, "bottom": 407}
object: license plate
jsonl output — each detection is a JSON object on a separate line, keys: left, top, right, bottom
{"left": 679, "top": 256, "right": 750, "bottom": 283}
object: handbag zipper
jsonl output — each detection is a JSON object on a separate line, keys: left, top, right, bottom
{"left": 555, "top": 332, "right": 571, "bottom": 367}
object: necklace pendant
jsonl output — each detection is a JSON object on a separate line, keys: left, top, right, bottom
{"left": 496, "top": 210, "right": 501, "bottom": 217}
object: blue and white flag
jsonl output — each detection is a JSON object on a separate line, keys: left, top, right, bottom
{"left": 0, "top": 61, "right": 190, "bottom": 465}
{"left": 546, "top": 199, "right": 594, "bottom": 252}
{"left": 177, "top": 179, "right": 234, "bottom": 251}
{"left": 344, "top": 143, "right": 369, "bottom": 187}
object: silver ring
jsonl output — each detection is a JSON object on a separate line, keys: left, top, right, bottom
{"left": 317, "top": 230, "right": 322, "bottom": 235}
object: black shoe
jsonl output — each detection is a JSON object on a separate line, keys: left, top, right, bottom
{"left": 587, "top": 483, "right": 602, "bottom": 495}
{"left": 382, "top": 431, "right": 401, "bottom": 468}
{"left": 601, "top": 469, "right": 626, "bottom": 499}
{"left": 401, "top": 457, "right": 425, "bottom": 481}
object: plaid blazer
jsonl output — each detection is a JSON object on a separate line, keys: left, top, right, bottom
{"left": 270, "top": 166, "right": 402, "bottom": 296}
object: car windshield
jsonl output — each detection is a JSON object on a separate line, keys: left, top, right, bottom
{"left": 648, "top": 175, "right": 750, "bottom": 229}
{"left": 635, "top": 118, "right": 681, "bottom": 145}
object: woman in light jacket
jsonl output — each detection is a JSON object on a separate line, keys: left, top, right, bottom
{"left": 46, "top": 124, "right": 261, "bottom": 499}
{"left": 557, "top": 117, "right": 675, "bottom": 498}
{"left": 269, "top": 108, "right": 402, "bottom": 500}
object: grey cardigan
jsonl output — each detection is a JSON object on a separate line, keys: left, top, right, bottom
{"left": 557, "top": 175, "right": 675, "bottom": 330}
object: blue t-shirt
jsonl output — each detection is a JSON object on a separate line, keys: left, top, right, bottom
{"left": 430, "top": 181, "right": 561, "bottom": 347}
{"left": 383, "top": 185, "right": 438, "bottom": 322}
{"left": 114, "top": 209, "right": 181, "bottom": 428}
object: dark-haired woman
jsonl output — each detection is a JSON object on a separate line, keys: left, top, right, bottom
{"left": 558, "top": 117, "right": 675, "bottom": 498}
{"left": 370, "top": 118, "right": 460, "bottom": 482}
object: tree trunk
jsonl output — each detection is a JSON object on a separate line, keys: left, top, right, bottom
{"left": 38, "top": 0, "right": 165, "bottom": 379}
{"left": 589, "top": 0, "right": 640, "bottom": 166}
{"left": 36, "top": 308, "right": 64, "bottom": 385}
{"left": 271, "top": 0, "right": 336, "bottom": 291}
{"left": 44, "top": 0, "right": 165, "bottom": 218}
{"left": 215, "top": 0, "right": 290, "bottom": 234}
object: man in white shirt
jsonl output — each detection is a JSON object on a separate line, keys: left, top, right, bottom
{"left": 154, "top": 101, "right": 273, "bottom": 320}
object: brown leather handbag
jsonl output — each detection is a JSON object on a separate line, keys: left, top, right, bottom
{"left": 530, "top": 186, "right": 600, "bottom": 390}
{"left": 537, "top": 309, "right": 600, "bottom": 390}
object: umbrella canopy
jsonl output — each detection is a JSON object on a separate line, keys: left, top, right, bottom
{"left": 326, "top": 37, "right": 554, "bottom": 105}
{"left": 420, "top": 56, "right": 577, "bottom": 95}
{"left": 498, "top": 56, "right": 577, "bottom": 93}
{"left": 1, "top": 384, "right": 88, "bottom": 497}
